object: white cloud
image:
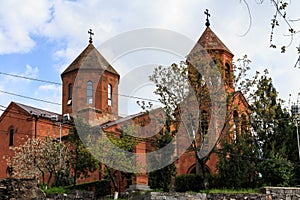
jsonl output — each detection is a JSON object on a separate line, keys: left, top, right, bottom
{"left": 1, "top": 0, "right": 300, "bottom": 114}
{"left": 38, "top": 84, "right": 61, "bottom": 92}
{"left": 24, "top": 64, "right": 39, "bottom": 78}
{"left": 0, "top": 0, "right": 52, "bottom": 54}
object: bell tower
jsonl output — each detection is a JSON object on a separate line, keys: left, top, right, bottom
{"left": 61, "top": 30, "right": 119, "bottom": 125}
{"left": 188, "top": 9, "right": 234, "bottom": 94}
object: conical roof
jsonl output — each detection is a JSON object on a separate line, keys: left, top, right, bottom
{"left": 61, "top": 43, "right": 119, "bottom": 76}
{"left": 190, "top": 26, "right": 233, "bottom": 56}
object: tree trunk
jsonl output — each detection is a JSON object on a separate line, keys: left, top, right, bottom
{"left": 73, "top": 147, "right": 79, "bottom": 186}
{"left": 105, "top": 165, "right": 118, "bottom": 199}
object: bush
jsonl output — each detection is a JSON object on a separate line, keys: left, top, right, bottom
{"left": 43, "top": 187, "right": 70, "bottom": 195}
{"left": 175, "top": 174, "right": 204, "bottom": 192}
{"left": 66, "top": 179, "right": 111, "bottom": 197}
{"left": 52, "top": 169, "right": 73, "bottom": 187}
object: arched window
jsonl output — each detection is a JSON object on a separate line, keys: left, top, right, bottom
{"left": 108, "top": 84, "right": 112, "bottom": 106}
{"left": 225, "top": 63, "right": 232, "bottom": 86}
{"left": 233, "top": 110, "right": 239, "bottom": 142}
{"left": 6, "top": 166, "right": 13, "bottom": 177}
{"left": 201, "top": 110, "right": 209, "bottom": 135}
{"left": 241, "top": 114, "right": 248, "bottom": 134}
{"left": 9, "top": 128, "right": 14, "bottom": 146}
{"left": 68, "top": 83, "right": 72, "bottom": 100}
{"left": 87, "top": 81, "right": 93, "bottom": 104}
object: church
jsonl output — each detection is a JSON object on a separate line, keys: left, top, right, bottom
{"left": 0, "top": 12, "right": 250, "bottom": 191}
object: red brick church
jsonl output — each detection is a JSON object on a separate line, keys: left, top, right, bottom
{"left": 0, "top": 14, "right": 249, "bottom": 190}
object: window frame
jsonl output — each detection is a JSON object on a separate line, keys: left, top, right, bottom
{"left": 87, "top": 81, "right": 93, "bottom": 104}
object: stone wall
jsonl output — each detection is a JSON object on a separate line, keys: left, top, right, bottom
{"left": 0, "top": 178, "right": 95, "bottom": 200}
{"left": 0, "top": 178, "right": 46, "bottom": 200}
{"left": 137, "top": 187, "right": 300, "bottom": 200}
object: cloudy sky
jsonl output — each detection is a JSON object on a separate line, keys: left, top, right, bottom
{"left": 0, "top": 0, "right": 300, "bottom": 116}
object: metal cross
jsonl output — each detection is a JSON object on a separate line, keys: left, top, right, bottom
{"left": 88, "top": 29, "right": 94, "bottom": 44}
{"left": 204, "top": 9, "right": 210, "bottom": 27}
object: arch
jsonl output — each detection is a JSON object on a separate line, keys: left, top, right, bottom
{"left": 87, "top": 81, "right": 93, "bottom": 104}
{"left": 108, "top": 84, "right": 112, "bottom": 106}
{"left": 187, "top": 163, "right": 211, "bottom": 175}
{"left": 187, "top": 164, "right": 196, "bottom": 174}
{"left": 9, "top": 127, "right": 14, "bottom": 146}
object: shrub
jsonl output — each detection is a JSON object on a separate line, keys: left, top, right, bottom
{"left": 175, "top": 174, "right": 204, "bottom": 192}
{"left": 43, "top": 187, "right": 70, "bottom": 195}
{"left": 66, "top": 179, "right": 111, "bottom": 197}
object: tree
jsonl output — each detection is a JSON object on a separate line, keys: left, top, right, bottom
{"left": 241, "top": 0, "right": 299, "bottom": 54}
{"left": 216, "top": 126, "right": 259, "bottom": 189}
{"left": 6, "top": 136, "right": 69, "bottom": 186}
{"left": 250, "top": 70, "right": 296, "bottom": 186}
{"left": 75, "top": 119, "right": 138, "bottom": 199}
{"left": 149, "top": 58, "right": 227, "bottom": 188}
{"left": 148, "top": 116, "right": 177, "bottom": 192}
{"left": 66, "top": 127, "right": 99, "bottom": 186}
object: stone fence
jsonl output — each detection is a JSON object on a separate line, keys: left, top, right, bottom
{"left": 1, "top": 178, "right": 299, "bottom": 199}
{"left": 137, "top": 187, "right": 300, "bottom": 200}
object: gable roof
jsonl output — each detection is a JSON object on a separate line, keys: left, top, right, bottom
{"left": 13, "top": 102, "right": 61, "bottom": 119}
{"left": 0, "top": 102, "right": 61, "bottom": 123}
{"left": 189, "top": 26, "right": 233, "bottom": 56}
{"left": 61, "top": 43, "right": 119, "bottom": 77}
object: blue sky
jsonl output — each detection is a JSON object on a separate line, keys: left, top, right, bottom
{"left": 0, "top": 0, "right": 300, "bottom": 116}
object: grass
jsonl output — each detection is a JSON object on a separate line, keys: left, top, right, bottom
{"left": 43, "top": 187, "right": 70, "bottom": 195}
{"left": 199, "top": 188, "right": 260, "bottom": 194}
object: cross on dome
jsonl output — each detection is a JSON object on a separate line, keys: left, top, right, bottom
{"left": 204, "top": 9, "right": 210, "bottom": 27}
{"left": 88, "top": 29, "right": 94, "bottom": 44}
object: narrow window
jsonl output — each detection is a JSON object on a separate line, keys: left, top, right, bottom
{"left": 68, "top": 83, "right": 72, "bottom": 100}
{"left": 201, "top": 110, "right": 209, "bottom": 135}
{"left": 225, "top": 63, "right": 231, "bottom": 86}
{"left": 9, "top": 128, "right": 14, "bottom": 146}
{"left": 87, "top": 81, "right": 93, "bottom": 104}
{"left": 233, "top": 110, "right": 239, "bottom": 142}
{"left": 6, "top": 166, "right": 13, "bottom": 177}
{"left": 108, "top": 84, "right": 112, "bottom": 106}
{"left": 241, "top": 114, "right": 248, "bottom": 134}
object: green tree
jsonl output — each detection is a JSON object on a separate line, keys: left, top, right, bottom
{"left": 216, "top": 130, "right": 259, "bottom": 189}
{"left": 148, "top": 117, "right": 177, "bottom": 192}
{"left": 251, "top": 70, "right": 296, "bottom": 186}
{"left": 149, "top": 58, "right": 227, "bottom": 189}
{"left": 76, "top": 119, "right": 138, "bottom": 199}
{"left": 66, "top": 127, "right": 99, "bottom": 186}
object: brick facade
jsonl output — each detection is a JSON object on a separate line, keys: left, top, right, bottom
{"left": 0, "top": 24, "right": 250, "bottom": 191}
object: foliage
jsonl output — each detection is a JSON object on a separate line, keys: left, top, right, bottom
{"left": 200, "top": 188, "right": 260, "bottom": 194}
{"left": 241, "top": 0, "right": 299, "bottom": 53}
{"left": 43, "top": 187, "right": 70, "bottom": 195}
{"left": 148, "top": 117, "right": 177, "bottom": 192}
{"left": 52, "top": 169, "right": 73, "bottom": 187}
{"left": 66, "top": 179, "right": 111, "bottom": 197}
{"left": 258, "top": 153, "right": 295, "bottom": 187}
{"left": 216, "top": 132, "right": 259, "bottom": 189}
{"left": 250, "top": 70, "right": 296, "bottom": 186}
{"left": 6, "top": 136, "right": 69, "bottom": 186}
{"left": 66, "top": 126, "right": 99, "bottom": 186}
{"left": 76, "top": 119, "right": 138, "bottom": 194}
{"left": 174, "top": 174, "right": 204, "bottom": 192}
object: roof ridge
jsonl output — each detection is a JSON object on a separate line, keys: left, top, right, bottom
{"left": 195, "top": 26, "right": 233, "bottom": 55}
{"left": 13, "top": 101, "right": 61, "bottom": 116}
{"left": 61, "top": 43, "right": 119, "bottom": 76}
